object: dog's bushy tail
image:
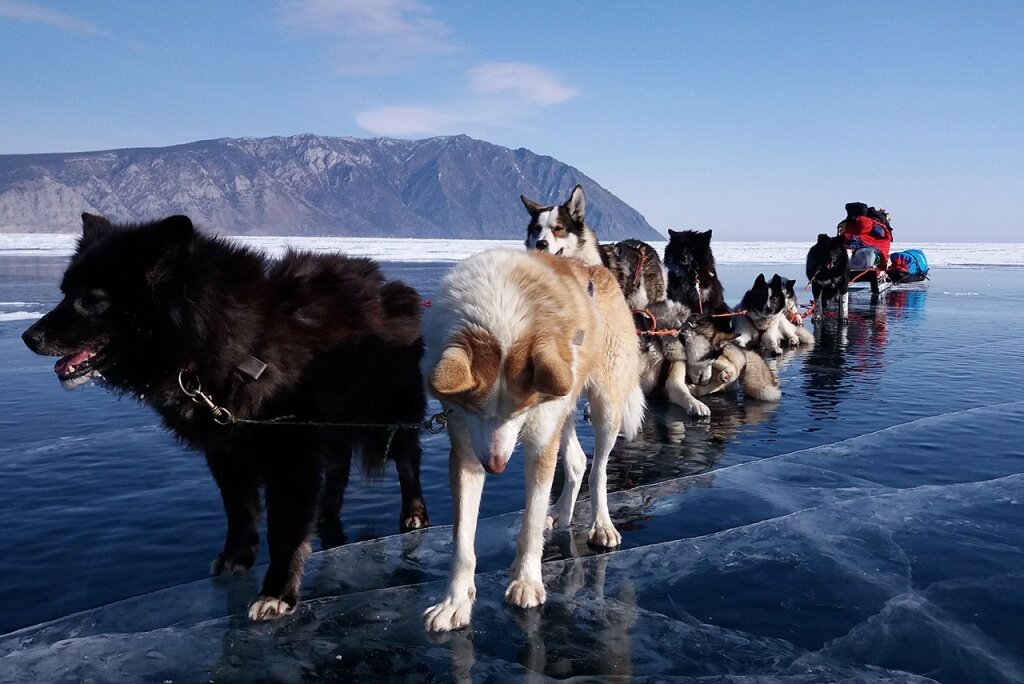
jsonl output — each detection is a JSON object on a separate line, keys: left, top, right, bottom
{"left": 741, "top": 351, "right": 782, "bottom": 402}
{"left": 620, "top": 385, "right": 646, "bottom": 441}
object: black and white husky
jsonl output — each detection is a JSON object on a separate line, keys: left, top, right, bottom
{"left": 778, "top": 276, "right": 815, "bottom": 347}
{"left": 806, "top": 234, "right": 850, "bottom": 322}
{"left": 522, "top": 184, "right": 666, "bottom": 309}
{"left": 733, "top": 273, "right": 789, "bottom": 355}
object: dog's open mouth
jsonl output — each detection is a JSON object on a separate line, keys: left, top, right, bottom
{"left": 54, "top": 347, "right": 103, "bottom": 390}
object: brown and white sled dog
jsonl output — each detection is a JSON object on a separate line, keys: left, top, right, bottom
{"left": 682, "top": 318, "right": 782, "bottom": 402}
{"left": 422, "top": 249, "right": 644, "bottom": 632}
{"left": 522, "top": 184, "right": 666, "bottom": 309}
{"left": 634, "top": 300, "right": 713, "bottom": 417}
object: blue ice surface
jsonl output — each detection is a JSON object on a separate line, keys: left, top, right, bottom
{"left": 0, "top": 254, "right": 1022, "bottom": 682}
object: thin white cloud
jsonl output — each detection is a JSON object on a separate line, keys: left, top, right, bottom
{"left": 355, "top": 105, "right": 470, "bottom": 137}
{"left": 469, "top": 62, "right": 578, "bottom": 105}
{"left": 356, "top": 62, "right": 579, "bottom": 137}
{"left": 0, "top": 0, "right": 108, "bottom": 35}
{"left": 281, "top": 0, "right": 458, "bottom": 74}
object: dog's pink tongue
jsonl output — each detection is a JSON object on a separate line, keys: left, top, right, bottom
{"left": 54, "top": 349, "right": 95, "bottom": 376}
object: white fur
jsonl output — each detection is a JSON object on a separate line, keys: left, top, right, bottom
{"left": 734, "top": 314, "right": 785, "bottom": 355}
{"left": 424, "top": 250, "right": 641, "bottom": 632}
{"left": 812, "top": 291, "right": 850, "bottom": 323}
{"left": 466, "top": 412, "right": 527, "bottom": 473}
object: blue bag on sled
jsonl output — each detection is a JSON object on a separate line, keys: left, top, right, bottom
{"left": 888, "top": 249, "right": 929, "bottom": 282}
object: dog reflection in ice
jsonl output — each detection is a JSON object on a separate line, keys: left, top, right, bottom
{"left": 421, "top": 249, "right": 644, "bottom": 632}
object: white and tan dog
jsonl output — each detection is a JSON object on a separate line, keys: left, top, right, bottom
{"left": 422, "top": 249, "right": 644, "bottom": 632}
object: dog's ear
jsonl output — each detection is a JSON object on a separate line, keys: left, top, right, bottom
{"left": 155, "top": 215, "right": 195, "bottom": 244}
{"left": 786, "top": 278, "right": 796, "bottom": 291}
{"left": 81, "top": 212, "right": 112, "bottom": 242}
{"left": 520, "top": 194, "right": 543, "bottom": 216}
{"left": 712, "top": 331, "right": 737, "bottom": 349}
{"left": 754, "top": 273, "right": 766, "bottom": 286}
{"left": 701, "top": 229, "right": 713, "bottom": 244}
{"left": 530, "top": 343, "right": 573, "bottom": 397}
{"left": 667, "top": 228, "right": 680, "bottom": 238}
{"left": 770, "top": 273, "right": 783, "bottom": 287}
{"left": 565, "top": 184, "right": 586, "bottom": 224}
{"left": 817, "top": 233, "right": 831, "bottom": 244}
{"left": 430, "top": 346, "right": 476, "bottom": 396}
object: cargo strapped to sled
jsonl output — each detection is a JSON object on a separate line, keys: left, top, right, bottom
{"left": 889, "top": 249, "right": 928, "bottom": 277}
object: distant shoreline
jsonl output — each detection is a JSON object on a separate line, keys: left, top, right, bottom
{"left": 1, "top": 234, "right": 1022, "bottom": 266}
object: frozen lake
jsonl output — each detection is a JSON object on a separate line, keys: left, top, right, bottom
{"left": 0, "top": 242, "right": 1022, "bottom": 682}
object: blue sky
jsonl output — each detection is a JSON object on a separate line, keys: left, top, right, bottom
{"left": 1, "top": 0, "right": 1021, "bottom": 241}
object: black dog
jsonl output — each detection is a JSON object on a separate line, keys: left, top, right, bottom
{"left": 22, "top": 213, "right": 430, "bottom": 620}
{"left": 663, "top": 229, "right": 731, "bottom": 331}
{"left": 805, "top": 233, "right": 850, "bottom": 322}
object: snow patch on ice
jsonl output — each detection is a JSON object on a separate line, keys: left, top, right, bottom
{"left": 1, "top": 234, "right": 1022, "bottom": 266}
{"left": 0, "top": 311, "right": 43, "bottom": 321}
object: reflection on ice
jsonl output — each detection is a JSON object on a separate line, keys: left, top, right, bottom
{"left": 2, "top": 402, "right": 1021, "bottom": 682}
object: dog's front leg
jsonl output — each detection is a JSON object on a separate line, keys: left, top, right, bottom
{"left": 838, "top": 290, "right": 849, "bottom": 322}
{"left": 206, "top": 451, "right": 261, "bottom": 576}
{"left": 759, "top": 324, "right": 784, "bottom": 356}
{"left": 506, "top": 434, "right": 561, "bottom": 609}
{"left": 424, "top": 423, "right": 485, "bottom": 632}
{"left": 811, "top": 283, "right": 824, "bottom": 322}
{"left": 665, "top": 362, "right": 711, "bottom": 417}
{"left": 390, "top": 429, "right": 430, "bottom": 531}
{"left": 249, "top": 456, "right": 321, "bottom": 620}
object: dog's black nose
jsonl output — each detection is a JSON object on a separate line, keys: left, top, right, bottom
{"left": 22, "top": 326, "right": 44, "bottom": 353}
{"left": 535, "top": 239, "right": 549, "bottom": 251}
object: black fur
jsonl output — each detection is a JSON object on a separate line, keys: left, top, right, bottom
{"left": 805, "top": 233, "right": 850, "bottom": 311}
{"left": 663, "top": 229, "right": 731, "bottom": 331}
{"left": 22, "top": 214, "right": 429, "bottom": 617}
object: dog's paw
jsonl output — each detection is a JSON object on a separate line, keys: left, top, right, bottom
{"left": 769, "top": 345, "right": 783, "bottom": 356}
{"left": 686, "top": 398, "right": 711, "bottom": 418}
{"left": 787, "top": 335, "right": 800, "bottom": 346}
{"left": 546, "top": 505, "right": 574, "bottom": 530}
{"left": 505, "top": 579, "right": 546, "bottom": 609}
{"left": 588, "top": 521, "right": 622, "bottom": 548}
{"left": 211, "top": 548, "right": 255, "bottom": 576}
{"left": 401, "top": 500, "right": 430, "bottom": 531}
{"left": 719, "top": 367, "right": 737, "bottom": 383}
{"left": 424, "top": 597, "right": 474, "bottom": 632}
{"left": 248, "top": 596, "right": 295, "bottom": 621}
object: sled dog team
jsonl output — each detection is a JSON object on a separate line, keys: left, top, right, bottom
{"left": 23, "top": 185, "right": 832, "bottom": 632}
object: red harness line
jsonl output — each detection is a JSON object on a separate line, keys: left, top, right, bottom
{"left": 632, "top": 249, "right": 647, "bottom": 287}
{"left": 633, "top": 307, "right": 681, "bottom": 336}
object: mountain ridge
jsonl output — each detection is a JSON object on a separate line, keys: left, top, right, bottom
{"left": 0, "top": 134, "right": 660, "bottom": 240}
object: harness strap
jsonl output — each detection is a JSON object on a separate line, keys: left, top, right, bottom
{"left": 632, "top": 249, "right": 647, "bottom": 287}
